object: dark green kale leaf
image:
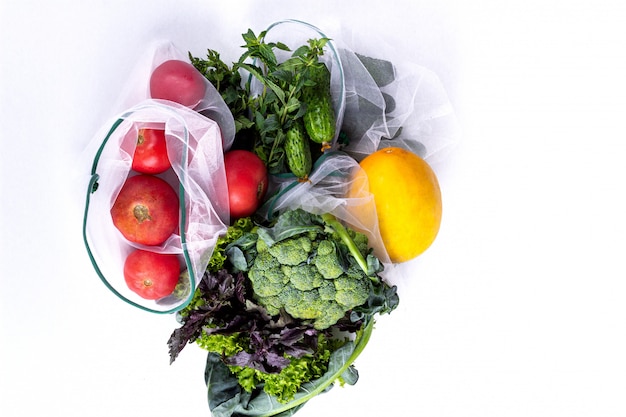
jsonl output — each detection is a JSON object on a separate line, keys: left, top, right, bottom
{"left": 256, "top": 208, "right": 324, "bottom": 246}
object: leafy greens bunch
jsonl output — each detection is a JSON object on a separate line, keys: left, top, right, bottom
{"left": 189, "top": 29, "right": 336, "bottom": 178}
{"left": 168, "top": 209, "right": 399, "bottom": 416}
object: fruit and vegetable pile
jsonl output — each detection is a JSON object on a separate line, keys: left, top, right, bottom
{"left": 83, "top": 21, "right": 447, "bottom": 417}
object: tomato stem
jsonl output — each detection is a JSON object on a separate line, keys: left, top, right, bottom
{"left": 133, "top": 205, "right": 152, "bottom": 223}
{"left": 137, "top": 130, "right": 146, "bottom": 145}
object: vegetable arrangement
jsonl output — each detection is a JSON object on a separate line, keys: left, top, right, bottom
{"left": 84, "top": 20, "right": 448, "bottom": 417}
{"left": 161, "top": 30, "right": 400, "bottom": 415}
{"left": 168, "top": 210, "right": 398, "bottom": 412}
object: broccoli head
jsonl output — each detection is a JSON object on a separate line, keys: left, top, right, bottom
{"left": 246, "top": 215, "right": 376, "bottom": 330}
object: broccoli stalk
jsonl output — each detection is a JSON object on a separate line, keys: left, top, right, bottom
{"left": 320, "top": 213, "right": 369, "bottom": 275}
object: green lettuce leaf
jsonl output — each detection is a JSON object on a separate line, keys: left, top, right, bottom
{"left": 205, "top": 320, "right": 375, "bottom": 417}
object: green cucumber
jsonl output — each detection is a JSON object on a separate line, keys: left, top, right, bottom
{"left": 303, "top": 64, "right": 336, "bottom": 145}
{"left": 285, "top": 119, "right": 312, "bottom": 179}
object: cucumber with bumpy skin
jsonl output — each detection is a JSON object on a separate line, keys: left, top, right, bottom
{"left": 285, "top": 119, "right": 312, "bottom": 179}
{"left": 303, "top": 63, "right": 336, "bottom": 145}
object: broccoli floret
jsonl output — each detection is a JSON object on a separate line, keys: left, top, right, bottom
{"left": 283, "top": 288, "right": 323, "bottom": 320}
{"left": 316, "top": 238, "right": 334, "bottom": 256}
{"left": 350, "top": 229, "right": 369, "bottom": 257}
{"left": 260, "top": 294, "right": 283, "bottom": 316}
{"left": 317, "top": 280, "right": 336, "bottom": 301}
{"left": 334, "top": 275, "right": 370, "bottom": 309}
{"left": 345, "top": 262, "right": 368, "bottom": 281}
{"left": 283, "top": 264, "right": 323, "bottom": 291}
{"left": 248, "top": 250, "right": 288, "bottom": 298}
{"left": 314, "top": 240, "right": 344, "bottom": 279}
{"left": 280, "top": 289, "right": 344, "bottom": 330}
{"left": 268, "top": 236, "right": 312, "bottom": 265}
{"left": 309, "top": 301, "right": 347, "bottom": 330}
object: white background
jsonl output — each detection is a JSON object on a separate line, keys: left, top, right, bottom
{"left": 2, "top": 1, "right": 626, "bottom": 416}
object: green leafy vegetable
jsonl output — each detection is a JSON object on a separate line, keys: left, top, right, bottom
{"left": 206, "top": 217, "right": 255, "bottom": 273}
{"left": 168, "top": 209, "right": 398, "bottom": 414}
{"left": 205, "top": 319, "right": 376, "bottom": 417}
{"left": 201, "top": 331, "right": 344, "bottom": 405}
{"left": 189, "top": 30, "right": 335, "bottom": 176}
{"left": 255, "top": 209, "right": 322, "bottom": 246}
{"left": 168, "top": 266, "right": 330, "bottom": 377}
{"left": 189, "top": 49, "right": 253, "bottom": 134}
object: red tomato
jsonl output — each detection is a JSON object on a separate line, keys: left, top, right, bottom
{"left": 224, "top": 150, "right": 268, "bottom": 218}
{"left": 123, "top": 249, "right": 180, "bottom": 300}
{"left": 132, "top": 128, "right": 171, "bottom": 174}
{"left": 110, "top": 175, "right": 179, "bottom": 246}
{"left": 149, "top": 60, "right": 206, "bottom": 108}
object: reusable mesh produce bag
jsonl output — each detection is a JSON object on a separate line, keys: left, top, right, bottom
{"left": 112, "top": 40, "right": 236, "bottom": 145}
{"left": 257, "top": 29, "right": 460, "bottom": 281}
{"left": 256, "top": 19, "right": 347, "bottom": 147}
{"left": 82, "top": 41, "right": 236, "bottom": 313}
{"left": 258, "top": 151, "right": 390, "bottom": 265}
{"left": 336, "top": 30, "right": 459, "bottom": 164}
{"left": 83, "top": 100, "right": 231, "bottom": 313}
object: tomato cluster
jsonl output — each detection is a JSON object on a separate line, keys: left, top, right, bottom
{"left": 109, "top": 59, "right": 206, "bottom": 300}
{"left": 110, "top": 59, "right": 269, "bottom": 301}
{"left": 111, "top": 128, "right": 181, "bottom": 300}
